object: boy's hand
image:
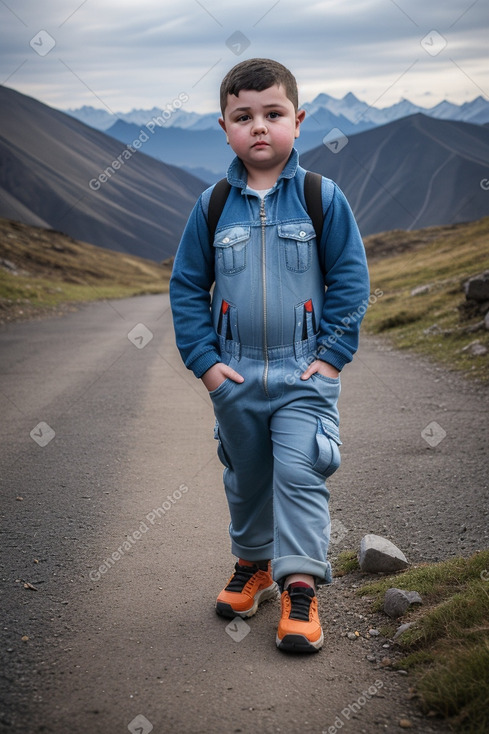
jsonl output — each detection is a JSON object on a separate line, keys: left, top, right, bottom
{"left": 201, "top": 363, "right": 245, "bottom": 392}
{"left": 301, "top": 360, "right": 340, "bottom": 380}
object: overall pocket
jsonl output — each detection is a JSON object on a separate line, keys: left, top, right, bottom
{"left": 213, "top": 226, "right": 250, "bottom": 275}
{"left": 312, "top": 416, "right": 342, "bottom": 478}
{"left": 279, "top": 221, "right": 315, "bottom": 273}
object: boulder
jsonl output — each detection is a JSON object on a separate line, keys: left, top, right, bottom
{"left": 359, "top": 534, "right": 409, "bottom": 573}
{"left": 461, "top": 340, "right": 488, "bottom": 356}
{"left": 384, "top": 588, "right": 422, "bottom": 618}
{"left": 464, "top": 271, "right": 489, "bottom": 302}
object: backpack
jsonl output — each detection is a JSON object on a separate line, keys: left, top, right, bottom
{"left": 206, "top": 171, "right": 325, "bottom": 242}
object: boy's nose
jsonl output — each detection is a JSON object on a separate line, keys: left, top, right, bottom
{"left": 252, "top": 118, "right": 268, "bottom": 135}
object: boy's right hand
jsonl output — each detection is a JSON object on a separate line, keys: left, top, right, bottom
{"left": 201, "top": 363, "right": 244, "bottom": 392}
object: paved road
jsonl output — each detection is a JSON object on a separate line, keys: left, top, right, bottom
{"left": 0, "top": 295, "right": 487, "bottom": 734}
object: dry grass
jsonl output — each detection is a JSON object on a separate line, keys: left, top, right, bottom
{"left": 0, "top": 218, "right": 170, "bottom": 322}
{"left": 363, "top": 217, "right": 489, "bottom": 382}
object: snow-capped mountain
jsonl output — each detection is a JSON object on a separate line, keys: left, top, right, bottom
{"left": 64, "top": 93, "right": 489, "bottom": 133}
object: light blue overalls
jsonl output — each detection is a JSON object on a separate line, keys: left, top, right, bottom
{"left": 170, "top": 150, "right": 369, "bottom": 585}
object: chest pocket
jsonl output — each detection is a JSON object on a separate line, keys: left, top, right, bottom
{"left": 213, "top": 226, "right": 250, "bottom": 275}
{"left": 279, "top": 221, "right": 315, "bottom": 273}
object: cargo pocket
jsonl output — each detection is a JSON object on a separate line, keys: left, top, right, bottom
{"left": 214, "top": 420, "right": 232, "bottom": 469}
{"left": 213, "top": 226, "right": 250, "bottom": 275}
{"left": 279, "top": 221, "right": 315, "bottom": 273}
{"left": 312, "top": 416, "right": 342, "bottom": 478}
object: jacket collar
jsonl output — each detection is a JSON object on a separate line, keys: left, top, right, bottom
{"left": 227, "top": 148, "right": 299, "bottom": 190}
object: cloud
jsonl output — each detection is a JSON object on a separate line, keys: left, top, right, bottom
{"left": 0, "top": 0, "right": 487, "bottom": 113}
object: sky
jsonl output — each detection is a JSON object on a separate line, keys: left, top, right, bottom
{"left": 0, "top": 0, "right": 488, "bottom": 115}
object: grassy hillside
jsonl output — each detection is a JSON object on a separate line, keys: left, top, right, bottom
{"left": 0, "top": 218, "right": 170, "bottom": 323}
{"left": 363, "top": 217, "right": 489, "bottom": 382}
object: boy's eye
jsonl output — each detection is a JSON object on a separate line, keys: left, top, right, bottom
{"left": 268, "top": 111, "right": 281, "bottom": 119}
{"left": 236, "top": 114, "right": 250, "bottom": 122}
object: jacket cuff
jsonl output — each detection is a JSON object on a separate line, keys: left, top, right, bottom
{"left": 316, "top": 345, "right": 351, "bottom": 372}
{"left": 189, "top": 351, "right": 221, "bottom": 379}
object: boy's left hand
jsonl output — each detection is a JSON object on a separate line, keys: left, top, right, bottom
{"left": 301, "top": 360, "right": 340, "bottom": 380}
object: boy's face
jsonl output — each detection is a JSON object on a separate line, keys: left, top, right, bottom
{"left": 219, "top": 84, "right": 305, "bottom": 176}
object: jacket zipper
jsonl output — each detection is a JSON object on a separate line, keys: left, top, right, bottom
{"left": 259, "top": 198, "right": 269, "bottom": 397}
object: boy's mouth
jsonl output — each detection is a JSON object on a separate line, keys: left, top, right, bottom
{"left": 252, "top": 141, "right": 269, "bottom": 148}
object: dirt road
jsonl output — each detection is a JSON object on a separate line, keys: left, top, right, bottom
{"left": 1, "top": 294, "right": 487, "bottom": 733}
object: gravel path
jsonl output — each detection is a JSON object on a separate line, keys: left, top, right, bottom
{"left": 0, "top": 294, "right": 487, "bottom": 734}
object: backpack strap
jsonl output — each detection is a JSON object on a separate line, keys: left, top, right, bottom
{"left": 304, "top": 171, "right": 324, "bottom": 242}
{"left": 207, "top": 178, "right": 231, "bottom": 241}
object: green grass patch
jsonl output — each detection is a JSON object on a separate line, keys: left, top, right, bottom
{"left": 332, "top": 549, "right": 360, "bottom": 576}
{"left": 357, "top": 550, "right": 489, "bottom": 732}
{"left": 363, "top": 217, "right": 489, "bottom": 382}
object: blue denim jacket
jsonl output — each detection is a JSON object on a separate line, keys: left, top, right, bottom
{"left": 170, "top": 149, "right": 370, "bottom": 378}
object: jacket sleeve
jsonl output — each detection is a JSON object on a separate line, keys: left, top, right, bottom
{"left": 169, "top": 194, "right": 221, "bottom": 378}
{"left": 316, "top": 183, "right": 370, "bottom": 371}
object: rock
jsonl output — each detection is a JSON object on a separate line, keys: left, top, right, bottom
{"left": 359, "top": 534, "right": 409, "bottom": 573}
{"left": 384, "top": 589, "right": 422, "bottom": 618}
{"left": 461, "top": 340, "right": 488, "bottom": 356}
{"left": 393, "top": 622, "right": 414, "bottom": 640}
{"left": 423, "top": 323, "right": 442, "bottom": 335}
{"left": 399, "top": 718, "right": 413, "bottom": 728}
{"left": 464, "top": 270, "right": 489, "bottom": 302}
{"left": 368, "top": 628, "right": 380, "bottom": 637}
{"left": 347, "top": 632, "right": 357, "bottom": 640}
{"left": 410, "top": 284, "right": 430, "bottom": 296}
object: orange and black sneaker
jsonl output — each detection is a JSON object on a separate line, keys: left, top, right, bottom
{"left": 215, "top": 560, "right": 278, "bottom": 619}
{"left": 276, "top": 583, "right": 323, "bottom": 653}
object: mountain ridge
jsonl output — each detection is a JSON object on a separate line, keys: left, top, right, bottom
{"left": 301, "top": 113, "right": 489, "bottom": 235}
{"left": 64, "top": 91, "right": 489, "bottom": 132}
{"left": 0, "top": 86, "right": 206, "bottom": 261}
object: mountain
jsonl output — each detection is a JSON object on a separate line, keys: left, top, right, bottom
{"left": 106, "top": 119, "right": 234, "bottom": 179}
{"left": 301, "top": 114, "right": 489, "bottom": 235}
{"left": 0, "top": 86, "right": 206, "bottom": 261}
{"left": 64, "top": 93, "right": 489, "bottom": 133}
{"left": 106, "top": 113, "right": 371, "bottom": 183}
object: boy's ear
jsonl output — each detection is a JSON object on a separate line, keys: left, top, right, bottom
{"left": 295, "top": 108, "right": 306, "bottom": 138}
{"left": 218, "top": 117, "right": 227, "bottom": 133}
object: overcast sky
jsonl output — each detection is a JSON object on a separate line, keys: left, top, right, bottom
{"left": 1, "top": 0, "right": 488, "bottom": 115}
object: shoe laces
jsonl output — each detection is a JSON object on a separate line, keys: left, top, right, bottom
{"left": 288, "top": 586, "right": 315, "bottom": 621}
{"left": 225, "top": 562, "right": 260, "bottom": 592}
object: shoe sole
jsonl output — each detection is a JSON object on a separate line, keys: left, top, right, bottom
{"left": 215, "top": 582, "right": 279, "bottom": 619}
{"left": 275, "top": 631, "right": 324, "bottom": 653}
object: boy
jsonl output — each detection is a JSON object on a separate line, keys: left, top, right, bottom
{"left": 170, "top": 58, "right": 369, "bottom": 653}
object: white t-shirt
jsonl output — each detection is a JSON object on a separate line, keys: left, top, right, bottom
{"left": 246, "top": 186, "right": 272, "bottom": 199}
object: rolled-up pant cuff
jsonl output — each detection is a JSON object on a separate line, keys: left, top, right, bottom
{"left": 230, "top": 538, "right": 274, "bottom": 562}
{"left": 272, "top": 555, "right": 332, "bottom": 587}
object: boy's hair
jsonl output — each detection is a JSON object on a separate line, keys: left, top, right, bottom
{"left": 220, "top": 58, "right": 299, "bottom": 115}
